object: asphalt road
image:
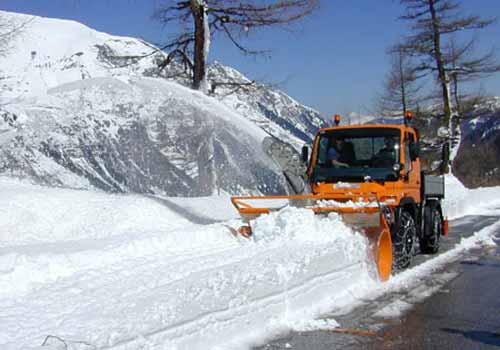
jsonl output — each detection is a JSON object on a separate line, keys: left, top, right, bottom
{"left": 256, "top": 213, "right": 500, "bottom": 350}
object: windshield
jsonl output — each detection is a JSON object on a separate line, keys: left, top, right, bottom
{"left": 312, "top": 128, "right": 401, "bottom": 182}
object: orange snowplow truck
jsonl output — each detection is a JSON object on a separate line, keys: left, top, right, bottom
{"left": 231, "top": 112, "right": 448, "bottom": 281}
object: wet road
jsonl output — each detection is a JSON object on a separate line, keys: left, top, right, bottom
{"left": 257, "top": 214, "right": 500, "bottom": 350}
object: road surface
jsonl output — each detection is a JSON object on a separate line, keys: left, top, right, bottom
{"left": 257, "top": 213, "right": 500, "bottom": 349}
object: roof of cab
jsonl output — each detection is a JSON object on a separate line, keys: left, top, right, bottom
{"left": 320, "top": 124, "right": 416, "bottom": 134}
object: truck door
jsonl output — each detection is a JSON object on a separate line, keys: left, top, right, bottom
{"left": 405, "top": 131, "right": 421, "bottom": 198}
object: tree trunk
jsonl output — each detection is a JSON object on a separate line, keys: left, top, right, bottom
{"left": 190, "top": 0, "right": 209, "bottom": 91}
{"left": 398, "top": 49, "right": 407, "bottom": 115}
{"left": 452, "top": 73, "right": 461, "bottom": 118}
{"left": 428, "top": 0, "right": 453, "bottom": 172}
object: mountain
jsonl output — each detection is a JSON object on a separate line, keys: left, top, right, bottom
{"left": 0, "top": 11, "right": 325, "bottom": 196}
{"left": 400, "top": 97, "right": 500, "bottom": 186}
{"left": 208, "top": 63, "right": 326, "bottom": 149}
{"left": 453, "top": 97, "right": 500, "bottom": 188}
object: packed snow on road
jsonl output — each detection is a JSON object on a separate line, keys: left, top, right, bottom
{"left": 1, "top": 175, "right": 500, "bottom": 350}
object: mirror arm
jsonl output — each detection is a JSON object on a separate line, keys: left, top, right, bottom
{"left": 301, "top": 145, "right": 309, "bottom": 164}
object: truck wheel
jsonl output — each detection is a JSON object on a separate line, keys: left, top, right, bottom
{"left": 392, "top": 210, "right": 417, "bottom": 269}
{"left": 420, "top": 203, "right": 441, "bottom": 254}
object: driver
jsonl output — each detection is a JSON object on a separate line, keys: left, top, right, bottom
{"left": 373, "top": 137, "right": 397, "bottom": 167}
{"left": 328, "top": 139, "right": 355, "bottom": 168}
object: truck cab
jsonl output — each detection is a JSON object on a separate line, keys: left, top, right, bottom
{"left": 306, "top": 124, "right": 421, "bottom": 204}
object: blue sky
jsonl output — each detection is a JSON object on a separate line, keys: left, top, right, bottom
{"left": 1, "top": 0, "right": 500, "bottom": 117}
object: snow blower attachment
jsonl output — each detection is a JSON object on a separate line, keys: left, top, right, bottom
{"left": 231, "top": 195, "right": 393, "bottom": 282}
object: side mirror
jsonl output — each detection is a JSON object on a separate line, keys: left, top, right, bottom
{"left": 409, "top": 141, "right": 420, "bottom": 161}
{"left": 301, "top": 145, "right": 309, "bottom": 164}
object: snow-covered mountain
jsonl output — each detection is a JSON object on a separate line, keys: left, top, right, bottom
{"left": 208, "top": 63, "right": 326, "bottom": 148}
{"left": 453, "top": 97, "right": 500, "bottom": 188}
{"left": 0, "top": 11, "right": 325, "bottom": 195}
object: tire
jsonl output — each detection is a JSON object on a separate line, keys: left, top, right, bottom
{"left": 420, "top": 203, "right": 442, "bottom": 254}
{"left": 392, "top": 210, "right": 417, "bottom": 269}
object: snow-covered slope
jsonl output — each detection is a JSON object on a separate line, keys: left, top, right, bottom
{"left": 0, "top": 11, "right": 324, "bottom": 195}
{"left": 0, "top": 12, "right": 159, "bottom": 99}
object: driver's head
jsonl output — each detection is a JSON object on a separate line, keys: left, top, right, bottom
{"left": 334, "top": 138, "right": 345, "bottom": 149}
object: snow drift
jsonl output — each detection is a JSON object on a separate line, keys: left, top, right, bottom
{"left": 1, "top": 175, "right": 500, "bottom": 349}
{"left": 0, "top": 177, "right": 372, "bottom": 350}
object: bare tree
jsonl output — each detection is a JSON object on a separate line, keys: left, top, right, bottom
{"left": 154, "top": 0, "right": 319, "bottom": 92}
{"left": 398, "top": 0, "right": 495, "bottom": 170}
{"left": 377, "top": 44, "right": 422, "bottom": 117}
{"left": 445, "top": 36, "right": 500, "bottom": 119}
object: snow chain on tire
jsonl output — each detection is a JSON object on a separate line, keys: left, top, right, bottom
{"left": 420, "top": 202, "right": 441, "bottom": 254}
{"left": 392, "top": 210, "right": 417, "bottom": 269}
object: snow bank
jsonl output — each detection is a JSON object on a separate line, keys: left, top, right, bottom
{"left": 0, "top": 178, "right": 375, "bottom": 350}
{"left": 287, "top": 318, "right": 340, "bottom": 332}
{"left": 0, "top": 177, "right": 190, "bottom": 245}
{"left": 1, "top": 173, "right": 499, "bottom": 349}
{"left": 0, "top": 177, "right": 244, "bottom": 297}
{"left": 444, "top": 174, "right": 500, "bottom": 219}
